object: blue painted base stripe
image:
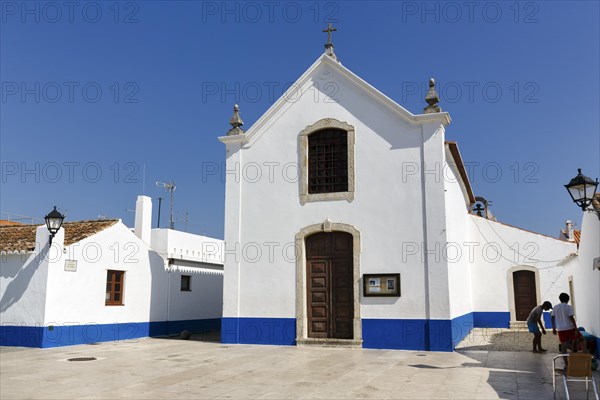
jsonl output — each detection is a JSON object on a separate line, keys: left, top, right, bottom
{"left": 362, "top": 319, "right": 428, "bottom": 350}
{"left": 451, "top": 312, "right": 474, "bottom": 348}
{"left": 543, "top": 312, "right": 552, "bottom": 328}
{"left": 0, "top": 318, "right": 221, "bottom": 348}
{"left": 473, "top": 312, "right": 510, "bottom": 328}
{"left": 363, "top": 317, "right": 473, "bottom": 352}
{"left": 221, "top": 317, "right": 296, "bottom": 346}
{"left": 221, "top": 313, "right": 514, "bottom": 351}
{"left": 0, "top": 325, "right": 44, "bottom": 348}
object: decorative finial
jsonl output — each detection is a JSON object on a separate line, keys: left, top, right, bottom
{"left": 322, "top": 23, "right": 338, "bottom": 60}
{"left": 227, "top": 104, "right": 244, "bottom": 136}
{"left": 423, "top": 78, "right": 441, "bottom": 114}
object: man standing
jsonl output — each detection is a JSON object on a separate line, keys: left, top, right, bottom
{"left": 551, "top": 293, "right": 582, "bottom": 353}
{"left": 527, "top": 301, "right": 553, "bottom": 353}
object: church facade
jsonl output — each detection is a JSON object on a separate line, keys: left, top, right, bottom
{"left": 219, "top": 45, "right": 577, "bottom": 351}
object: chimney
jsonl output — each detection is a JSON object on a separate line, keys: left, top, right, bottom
{"left": 565, "top": 220, "right": 574, "bottom": 242}
{"left": 134, "top": 195, "right": 152, "bottom": 245}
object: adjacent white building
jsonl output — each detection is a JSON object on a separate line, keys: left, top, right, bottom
{"left": 0, "top": 196, "right": 224, "bottom": 347}
{"left": 218, "top": 45, "right": 591, "bottom": 351}
{"left": 561, "top": 196, "right": 600, "bottom": 353}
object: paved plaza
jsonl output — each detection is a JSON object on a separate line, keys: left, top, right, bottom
{"left": 1, "top": 331, "right": 598, "bottom": 399}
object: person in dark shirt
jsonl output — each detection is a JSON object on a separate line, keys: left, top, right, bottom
{"left": 527, "top": 301, "right": 553, "bottom": 353}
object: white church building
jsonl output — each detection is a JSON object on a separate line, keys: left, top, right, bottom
{"left": 218, "top": 39, "right": 595, "bottom": 351}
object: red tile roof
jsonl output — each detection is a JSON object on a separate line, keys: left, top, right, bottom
{"left": 0, "top": 220, "right": 119, "bottom": 253}
{"left": 0, "top": 220, "right": 24, "bottom": 226}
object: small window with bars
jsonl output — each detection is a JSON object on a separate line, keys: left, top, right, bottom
{"left": 106, "top": 270, "right": 125, "bottom": 306}
{"left": 308, "top": 129, "right": 348, "bottom": 194}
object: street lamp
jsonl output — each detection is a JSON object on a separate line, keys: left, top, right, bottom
{"left": 44, "top": 206, "right": 65, "bottom": 245}
{"left": 564, "top": 168, "right": 600, "bottom": 219}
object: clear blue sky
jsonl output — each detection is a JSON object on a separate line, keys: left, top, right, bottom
{"left": 1, "top": 1, "right": 599, "bottom": 238}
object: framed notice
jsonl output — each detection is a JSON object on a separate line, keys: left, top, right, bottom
{"left": 64, "top": 260, "right": 77, "bottom": 272}
{"left": 363, "top": 273, "right": 400, "bottom": 297}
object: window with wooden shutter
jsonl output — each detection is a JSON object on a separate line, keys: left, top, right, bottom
{"left": 106, "top": 270, "right": 125, "bottom": 306}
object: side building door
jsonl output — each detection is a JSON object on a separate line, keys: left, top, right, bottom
{"left": 513, "top": 270, "right": 537, "bottom": 321}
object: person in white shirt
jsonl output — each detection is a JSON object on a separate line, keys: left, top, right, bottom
{"left": 551, "top": 292, "right": 584, "bottom": 354}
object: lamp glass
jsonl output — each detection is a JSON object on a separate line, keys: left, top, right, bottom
{"left": 46, "top": 218, "right": 62, "bottom": 231}
{"left": 565, "top": 169, "right": 598, "bottom": 210}
{"left": 44, "top": 207, "right": 65, "bottom": 235}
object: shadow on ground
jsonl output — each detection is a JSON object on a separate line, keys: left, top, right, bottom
{"left": 456, "top": 328, "right": 561, "bottom": 352}
{"left": 151, "top": 330, "right": 221, "bottom": 343}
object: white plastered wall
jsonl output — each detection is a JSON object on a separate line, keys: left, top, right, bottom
{"left": 571, "top": 211, "right": 600, "bottom": 337}
{"left": 443, "top": 156, "right": 473, "bottom": 320}
{"left": 166, "top": 264, "right": 223, "bottom": 321}
{"left": 469, "top": 216, "right": 576, "bottom": 318}
{"left": 0, "top": 226, "right": 55, "bottom": 327}
{"left": 222, "top": 61, "right": 452, "bottom": 322}
{"left": 43, "top": 222, "right": 167, "bottom": 325}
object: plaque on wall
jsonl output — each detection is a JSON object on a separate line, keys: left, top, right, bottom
{"left": 64, "top": 259, "right": 77, "bottom": 272}
{"left": 363, "top": 273, "right": 400, "bottom": 297}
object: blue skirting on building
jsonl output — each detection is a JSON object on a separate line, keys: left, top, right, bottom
{"left": 221, "top": 312, "right": 514, "bottom": 351}
{"left": 0, "top": 318, "right": 221, "bottom": 348}
{"left": 221, "top": 317, "right": 296, "bottom": 345}
{"left": 362, "top": 312, "right": 508, "bottom": 351}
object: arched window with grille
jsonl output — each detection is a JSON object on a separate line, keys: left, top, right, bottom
{"left": 299, "top": 118, "right": 355, "bottom": 204}
{"left": 308, "top": 129, "right": 348, "bottom": 194}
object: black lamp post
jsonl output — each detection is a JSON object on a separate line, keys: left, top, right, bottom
{"left": 44, "top": 206, "right": 65, "bottom": 245}
{"left": 564, "top": 168, "right": 600, "bottom": 219}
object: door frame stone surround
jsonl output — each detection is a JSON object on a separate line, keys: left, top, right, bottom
{"left": 295, "top": 219, "right": 362, "bottom": 346}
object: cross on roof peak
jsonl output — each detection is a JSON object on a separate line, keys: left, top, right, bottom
{"left": 322, "top": 23, "right": 337, "bottom": 45}
{"left": 322, "top": 23, "right": 338, "bottom": 60}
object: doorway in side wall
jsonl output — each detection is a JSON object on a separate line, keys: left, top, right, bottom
{"left": 513, "top": 270, "right": 537, "bottom": 321}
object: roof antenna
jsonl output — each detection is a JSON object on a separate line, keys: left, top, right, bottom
{"left": 156, "top": 181, "right": 176, "bottom": 229}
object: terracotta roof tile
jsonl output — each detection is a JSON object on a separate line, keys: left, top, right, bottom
{"left": 0, "top": 220, "right": 119, "bottom": 253}
{"left": 593, "top": 193, "right": 600, "bottom": 212}
{"left": 0, "top": 220, "right": 23, "bottom": 226}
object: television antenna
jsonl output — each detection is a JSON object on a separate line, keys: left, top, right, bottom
{"left": 156, "top": 181, "right": 176, "bottom": 229}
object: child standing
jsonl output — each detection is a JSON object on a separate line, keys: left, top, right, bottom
{"left": 527, "top": 301, "right": 553, "bottom": 353}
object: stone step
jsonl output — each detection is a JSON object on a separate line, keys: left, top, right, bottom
{"left": 296, "top": 338, "right": 363, "bottom": 348}
{"left": 510, "top": 321, "right": 529, "bottom": 330}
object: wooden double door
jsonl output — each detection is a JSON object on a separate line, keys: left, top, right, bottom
{"left": 513, "top": 270, "right": 537, "bottom": 321}
{"left": 306, "top": 232, "right": 354, "bottom": 339}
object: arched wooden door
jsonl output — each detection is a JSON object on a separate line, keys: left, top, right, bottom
{"left": 513, "top": 270, "right": 537, "bottom": 321}
{"left": 306, "top": 232, "right": 353, "bottom": 339}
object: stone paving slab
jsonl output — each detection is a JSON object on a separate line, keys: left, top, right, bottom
{"left": 1, "top": 335, "right": 598, "bottom": 399}
{"left": 456, "top": 328, "right": 562, "bottom": 352}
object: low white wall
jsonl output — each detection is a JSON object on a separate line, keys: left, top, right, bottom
{"left": 469, "top": 216, "right": 576, "bottom": 318}
{"left": 167, "top": 264, "right": 223, "bottom": 321}
{"left": 151, "top": 229, "right": 223, "bottom": 265}
{"left": 0, "top": 227, "right": 55, "bottom": 326}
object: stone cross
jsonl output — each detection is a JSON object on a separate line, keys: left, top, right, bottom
{"left": 322, "top": 23, "right": 337, "bottom": 44}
